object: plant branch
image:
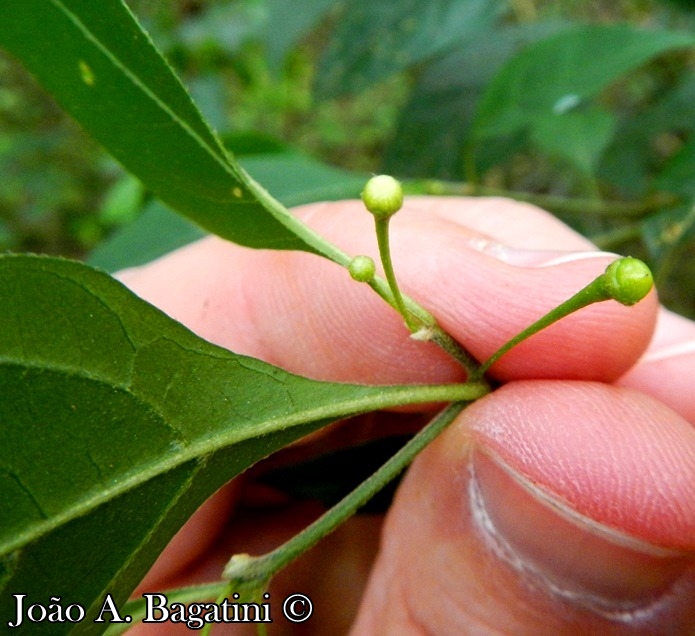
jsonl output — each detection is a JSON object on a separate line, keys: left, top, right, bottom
{"left": 222, "top": 401, "right": 469, "bottom": 587}
{"left": 246, "top": 172, "right": 482, "bottom": 376}
{"left": 405, "top": 179, "right": 678, "bottom": 218}
{"left": 374, "top": 217, "right": 417, "bottom": 332}
{"left": 367, "top": 273, "right": 481, "bottom": 374}
{"left": 473, "top": 257, "right": 653, "bottom": 379}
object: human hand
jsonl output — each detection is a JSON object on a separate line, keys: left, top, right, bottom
{"left": 119, "top": 197, "right": 695, "bottom": 634}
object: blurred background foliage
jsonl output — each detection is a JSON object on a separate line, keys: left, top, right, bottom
{"left": 2, "top": 0, "right": 695, "bottom": 316}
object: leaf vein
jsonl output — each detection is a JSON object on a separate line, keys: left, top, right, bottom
{"left": 8, "top": 471, "right": 48, "bottom": 521}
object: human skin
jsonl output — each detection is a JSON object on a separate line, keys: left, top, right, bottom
{"left": 119, "top": 197, "right": 695, "bottom": 634}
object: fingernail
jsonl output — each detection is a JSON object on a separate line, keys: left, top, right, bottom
{"left": 470, "top": 449, "right": 692, "bottom": 616}
{"left": 464, "top": 237, "right": 617, "bottom": 268}
{"left": 641, "top": 340, "right": 695, "bottom": 363}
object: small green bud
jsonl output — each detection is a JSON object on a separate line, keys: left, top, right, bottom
{"left": 361, "top": 175, "right": 404, "bottom": 220}
{"left": 222, "top": 552, "right": 255, "bottom": 580}
{"left": 348, "top": 255, "right": 376, "bottom": 282}
{"left": 602, "top": 257, "right": 653, "bottom": 306}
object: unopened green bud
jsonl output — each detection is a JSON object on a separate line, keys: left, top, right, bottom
{"left": 222, "top": 552, "right": 255, "bottom": 581}
{"left": 361, "top": 175, "right": 404, "bottom": 220}
{"left": 348, "top": 255, "right": 376, "bottom": 282}
{"left": 602, "top": 257, "right": 653, "bottom": 306}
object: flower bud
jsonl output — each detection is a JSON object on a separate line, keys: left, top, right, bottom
{"left": 361, "top": 175, "right": 404, "bottom": 220}
{"left": 348, "top": 255, "right": 376, "bottom": 282}
{"left": 603, "top": 257, "right": 653, "bottom": 306}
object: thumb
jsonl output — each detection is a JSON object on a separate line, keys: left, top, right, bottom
{"left": 352, "top": 381, "right": 695, "bottom": 634}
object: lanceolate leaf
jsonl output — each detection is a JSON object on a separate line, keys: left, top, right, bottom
{"left": 0, "top": 255, "right": 478, "bottom": 634}
{"left": 383, "top": 20, "right": 567, "bottom": 178}
{"left": 642, "top": 141, "right": 695, "bottom": 281}
{"left": 529, "top": 105, "right": 617, "bottom": 176}
{"left": 471, "top": 25, "right": 695, "bottom": 141}
{"left": 0, "top": 0, "right": 337, "bottom": 258}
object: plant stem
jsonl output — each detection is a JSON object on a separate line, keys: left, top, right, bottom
{"left": 365, "top": 274, "right": 481, "bottom": 374}
{"left": 368, "top": 218, "right": 482, "bottom": 376}
{"left": 474, "top": 282, "right": 609, "bottom": 377}
{"left": 374, "top": 217, "right": 417, "bottom": 332}
{"left": 222, "top": 401, "right": 469, "bottom": 587}
{"left": 590, "top": 223, "right": 642, "bottom": 250}
{"left": 245, "top": 170, "right": 482, "bottom": 376}
{"left": 369, "top": 277, "right": 480, "bottom": 376}
{"left": 406, "top": 179, "right": 678, "bottom": 218}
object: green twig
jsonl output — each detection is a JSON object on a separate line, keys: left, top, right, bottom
{"left": 406, "top": 179, "right": 678, "bottom": 218}
{"left": 359, "top": 175, "right": 483, "bottom": 376}
{"left": 250, "top": 172, "right": 482, "bottom": 376}
{"left": 374, "top": 217, "right": 417, "bottom": 332}
{"left": 589, "top": 223, "right": 642, "bottom": 250}
{"left": 365, "top": 274, "right": 481, "bottom": 374}
{"left": 222, "top": 401, "right": 470, "bottom": 587}
{"left": 473, "top": 257, "right": 653, "bottom": 379}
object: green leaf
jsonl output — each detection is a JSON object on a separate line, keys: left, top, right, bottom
{"left": 638, "top": 138, "right": 695, "bottom": 307}
{"left": 187, "top": 74, "right": 230, "bottom": 133}
{"left": 98, "top": 174, "right": 145, "bottom": 227}
{"left": 0, "top": 255, "right": 476, "bottom": 633}
{"left": 243, "top": 152, "right": 366, "bottom": 206}
{"left": 383, "top": 21, "right": 566, "bottom": 178}
{"left": 472, "top": 24, "right": 695, "bottom": 141}
{"left": 641, "top": 140, "right": 695, "bottom": 284}
{"left": 261, "top": 0, "right": 341, "bottom": 70}
{"left": 176, "top": 1, "right": 265, "bottom": 57}
{"left": 598, "top": 74, "right": 695, "bottom": 197}
{"left": 315, "top": 0, "right": 500, "bottom": 99}
{"left": 642, "top": 203, "right": 695, "bottom": 263}
{"left": 0, "top": 0, "right": 334, "bottom": 257}
{"left": 654, "top": 137, "right": 695, "bottom": 199}
{"left": 530, "top": 105, "right": 617, "bottom": 176}
{"left": 88, "top": 199, "right": 206, "bottom": 272}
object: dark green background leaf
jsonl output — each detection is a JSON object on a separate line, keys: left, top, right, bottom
{"left": 642, "top": 142, "right": 695, "bottom": 277}
{"left": 87, "top": 199, "right": 206, "bottom": 272}
{"left": 88, "top": 150, "right": 365, "bottom": 272}
{"left": 262, "top": 0, "right": 341, "bottom": 69}
{"left": 641, "top": 203, "right": 695, "bottom": 263}
{"left": 472, "top": 24, "right": 695, "bottom": 141}
{"left": 383, "top": 21, "right": 566, "bottom": 179}
{"left": 654, "top": 138, "right": 695, "bottom": 200}
{"left": 530, "top": 106, "right": 616, "bottom": 176}
{"left": 315, "top": 0, "right": 500, "bottom": 98}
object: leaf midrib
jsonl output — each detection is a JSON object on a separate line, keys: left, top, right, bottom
{"left": 50, "top": 0, "right": 231, "bottom": 170}
{"left": 0, "top": 355, "right": 484, "bottom": 555}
